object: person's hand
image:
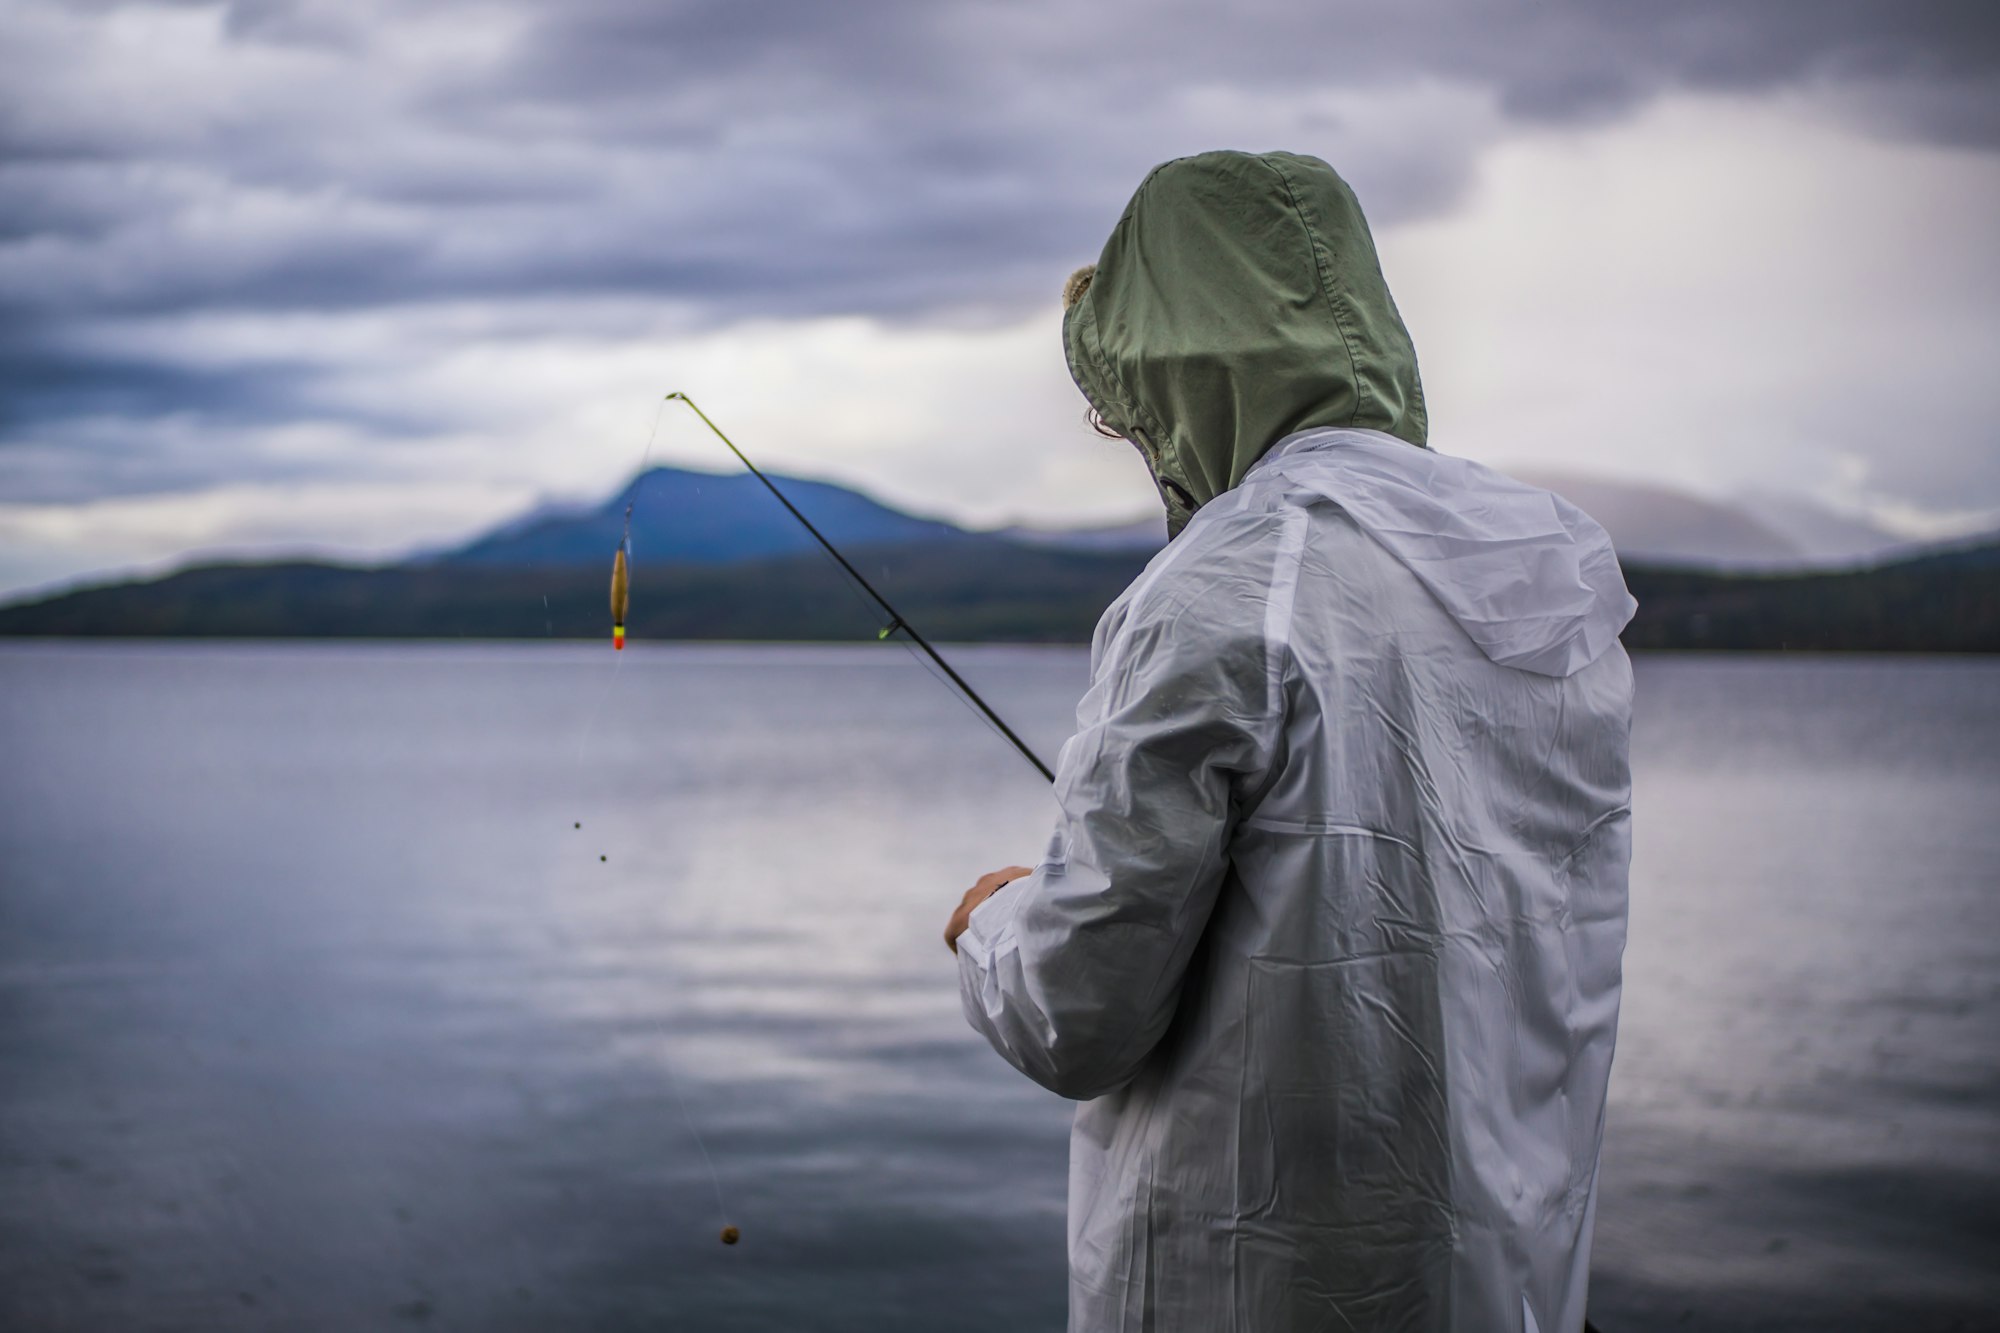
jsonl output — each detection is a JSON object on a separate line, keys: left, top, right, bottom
{"left": 945, "top": 865, "right": 1033, "bottom": 954}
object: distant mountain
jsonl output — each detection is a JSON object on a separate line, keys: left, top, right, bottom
{"left": 998, "top": 515, "right": 1167, "bottom": 553}
{"left": 440, "top": 466, "right": 969, "bottom": 567}
{"left": 1734, "top": 490, "right": 1921, "bottom": 566}
{"left": 1621, "top": 541, "right": 2000, "bottom": 653}
{"left": 4, "top": 463, "right": 1996, "bottom": 651}
{"left": 1017, "top": 471, "right": 1927, "bottom": 571}
{"left": 0, "top": 544, "right": 1152, "bottom": 644}
{"left": 5, "top": 534, "right": 1995, "bottom": 653}
{"left": 1513, "top": 470, "right": 1807, "bottom": 566}
{"left": 1514, "top": 469, "right": 1920, "bottom": 569}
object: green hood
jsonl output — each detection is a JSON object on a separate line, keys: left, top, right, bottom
{"left": 1063, "top": 150, "right": 1427, "bottom": 536}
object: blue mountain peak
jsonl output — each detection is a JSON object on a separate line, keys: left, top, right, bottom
{"left": 444, "top": 465, "right": 970, "bottom": 567}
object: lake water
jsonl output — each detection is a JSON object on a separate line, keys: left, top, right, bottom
{"left": 0, "top": 644, "right": 1994, "bottom": 1332}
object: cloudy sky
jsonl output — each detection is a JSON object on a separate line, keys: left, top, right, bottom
{"left": 2, "top": 0, "right": 1997, "bottom": 598}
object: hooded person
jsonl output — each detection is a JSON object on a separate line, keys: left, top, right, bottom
{"left": 947, "top": 150, "right": 1636, "bottom": 1333}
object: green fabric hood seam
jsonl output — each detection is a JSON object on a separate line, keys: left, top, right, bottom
{"left": 1266, "top": 155, "right": 1372, "bottom": 432}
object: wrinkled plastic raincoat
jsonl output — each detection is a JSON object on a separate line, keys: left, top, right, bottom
{"left": 957, "top": 152, "right": 1636, "bottom": 1333}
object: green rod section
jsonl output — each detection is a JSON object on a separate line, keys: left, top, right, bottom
{"left": 664, "top": 393, "right": 1056, "bottom": 784}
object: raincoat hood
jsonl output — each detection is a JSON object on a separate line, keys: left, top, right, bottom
{"left": 1063, "top": 150, "right": 1428, "bottom": 536}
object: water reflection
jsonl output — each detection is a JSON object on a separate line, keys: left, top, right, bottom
{"left": 0, "top": 645, "right": 1994, "bottom": 1330}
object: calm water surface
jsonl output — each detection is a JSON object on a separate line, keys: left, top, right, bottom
{"left": 0, "top": 644, "right": 1994, "bottom": 1331}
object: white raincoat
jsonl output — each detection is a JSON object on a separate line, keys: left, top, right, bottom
{"left": 957, "top": 427, "right": 1635, "bottom": 1332}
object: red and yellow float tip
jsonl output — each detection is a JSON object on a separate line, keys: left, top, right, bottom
{"left": 610, "top": 545, "right": 630, "bottom": 651}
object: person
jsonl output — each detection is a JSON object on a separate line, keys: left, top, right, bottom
{"left": 945, "top": 150, "right": 1635, "bottom": 1333}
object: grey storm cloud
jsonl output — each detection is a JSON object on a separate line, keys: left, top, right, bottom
{"left": 0, "top": 0, "right": 1996, "bottom": 469}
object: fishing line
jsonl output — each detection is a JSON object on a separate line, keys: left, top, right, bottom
{"left": 633, "top": 392, "right": 671, "bottom": 477}
{"left": 658, "top": 392, "right": 1049, "bottom": 774}
{"left": 566, "top": 645, "right": 738, "bottom": 1246}
{"left": 568, "top": 388, "right": 666, "bottom": 779}
{"left": 659, "top": 392, "right": 1056, "bottom": 784}
{"left": 558, "top": 389, "right": 1062, "bottom": 1253}
{"left": 888, "top": 632, "right": 1036, "bottom": 763}
{"left": 757, "top": 507, "right": 1028, "bottom": 759}
{"left": 793, "top": 532, "right": 1033, "bottom": 756}
{"left": 667, "top": 1059, "right": 731, "bottom": 1236}
{"left": 561, "top": 398, "right": 739, "bottom": 1248}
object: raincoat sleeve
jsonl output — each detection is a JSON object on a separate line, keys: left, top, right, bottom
{"left": 956, "top": 555, "right": 1284, "bottom": 1100}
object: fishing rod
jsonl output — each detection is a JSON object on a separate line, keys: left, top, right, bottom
{"left": 660, "top": 392, "right": 1056, "bottom": 784}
